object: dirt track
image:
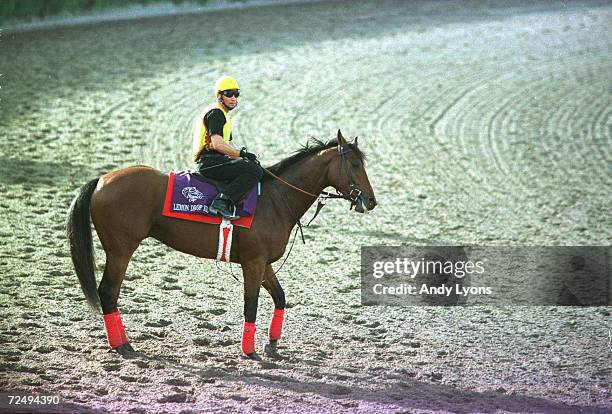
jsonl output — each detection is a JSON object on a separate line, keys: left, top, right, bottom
{"left": 1, "top": 1, "right": 611, "bottom": 413}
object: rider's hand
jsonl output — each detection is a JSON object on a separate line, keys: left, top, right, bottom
{"left": 240, "top": 147, "right": 259, "bottom": 163}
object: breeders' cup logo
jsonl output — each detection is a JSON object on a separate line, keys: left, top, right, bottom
{"left": 182, "top": 187, "right": 204, "bottom": 203}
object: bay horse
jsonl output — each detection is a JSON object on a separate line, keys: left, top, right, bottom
{"left": 66, "top": 130, "right": 376, "bottom": 360}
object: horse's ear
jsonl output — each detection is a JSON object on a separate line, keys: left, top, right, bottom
{"left": 354, "top": 136, "right": 359, "bottom": 146}
{"left": 337, "top": 129, "right": 347, "bottom": 145}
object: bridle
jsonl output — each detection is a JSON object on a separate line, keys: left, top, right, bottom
{"left": 262, "top": 142, "right": 364, "bottom": 213}
{"left": 334, "top": 143, "right": 363, "bottom": 209}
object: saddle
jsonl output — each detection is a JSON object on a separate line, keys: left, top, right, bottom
{"left": 190, "top": 171, "right": 230, "bottom": 190}
{"left": 162, "top": 170, "right": 259, "bottom": 228}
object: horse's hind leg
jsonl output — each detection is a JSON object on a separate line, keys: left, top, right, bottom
{"left": 98, "top": 241, "right": 139, "bottom": 357}
{"left": 262, "top": 264, "right": 286, "bottom": 357}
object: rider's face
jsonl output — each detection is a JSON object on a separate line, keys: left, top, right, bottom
{"left": 219, "top": 92, "right": 238, "bottom": 110}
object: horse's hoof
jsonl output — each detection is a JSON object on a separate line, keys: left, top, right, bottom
{"left": 265, "top": 341, "right": 283, "bottom": 359}
{"left": 114, "top": 343, "right": 137, "bottom": 358}
{"left": 243, "top": 352, "right": 262, "bottom": 361}
{"left": 266, "top": 340, "right": 278, "bottom": 352}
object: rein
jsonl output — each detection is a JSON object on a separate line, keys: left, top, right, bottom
{"left": 262, "top": 167, "right": 345, "bottom": 201}
{"left": 263, "top": 168, "right": 320, "bottom": 198}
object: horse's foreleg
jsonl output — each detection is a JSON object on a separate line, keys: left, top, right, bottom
{"left": 262, "top": 265, "right": 285, "bottom": 357}
{"left": 241, "top": 261, "right": 266, "bottom": 360}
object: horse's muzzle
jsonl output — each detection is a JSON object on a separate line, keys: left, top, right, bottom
{"left": 354, "top": 195, "right": 377, "bottom": 213}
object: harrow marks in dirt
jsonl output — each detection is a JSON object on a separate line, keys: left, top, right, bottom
{"left": 0, "top": 1, "right": 610, "bottom": 413}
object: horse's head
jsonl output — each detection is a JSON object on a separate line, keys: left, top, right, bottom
{"left": 328, "top": 130, "right": 377, "bottom": 213}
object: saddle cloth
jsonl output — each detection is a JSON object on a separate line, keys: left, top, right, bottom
{"left": 162, "top": 171, "right": 258, "bottom": 228}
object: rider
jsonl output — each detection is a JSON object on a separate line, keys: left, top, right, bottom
{"left": 193, "top": 76, "right": 263, "bottom": 220}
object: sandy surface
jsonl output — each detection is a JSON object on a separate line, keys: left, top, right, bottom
{"left": 2, "top": 0, "right": 324, "bottom": 33}
{"left": 1, "top": 1, "right": 611, "bottom": 413}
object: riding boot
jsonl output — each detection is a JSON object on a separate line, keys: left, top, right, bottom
{"left": 208, "top": 193, "right": 239, "bottom": 220}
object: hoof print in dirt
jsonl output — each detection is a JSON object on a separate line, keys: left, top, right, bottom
{"left": 164, "top": 378, "right": 191, "bottom": 386}
{"left": 331, "top": 385, "right": 352, "bottom": 395}
{"left": 193, "top": 337, "right": 211, "bottom": 346}
{"left": 145, "top": 319, "right": 172, "bottom": 328}
{"left": 157, "top": 392, "right": 188, "bottom": 403}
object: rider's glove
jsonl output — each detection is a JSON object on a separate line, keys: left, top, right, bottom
{"left": 240, "top": 147, "right": 259, "bottom": 163}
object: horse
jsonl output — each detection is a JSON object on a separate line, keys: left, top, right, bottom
{"left": 66, "top": 130, "right": 377, "bottom": 360}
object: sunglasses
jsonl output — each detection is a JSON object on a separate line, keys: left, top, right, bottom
{"left": 221, "top": 90, "right": 240, "bottom": 98}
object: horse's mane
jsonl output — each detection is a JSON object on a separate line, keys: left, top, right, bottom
{"left": 262, "top": 137, "right": 365, "bottom": 182}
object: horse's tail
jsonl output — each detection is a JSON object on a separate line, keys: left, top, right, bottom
{"left": 66, "top": 178, "right": 102, "bottom": 314}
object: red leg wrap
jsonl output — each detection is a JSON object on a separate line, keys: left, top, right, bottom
{"left": 241, "top": 322, "right": 256, "bottom": 355}
{"left": 269, "top": 308, "right": 284, "bottom": 341}
{"left": 103, "top": 311, "right": 128, "bottom": 349}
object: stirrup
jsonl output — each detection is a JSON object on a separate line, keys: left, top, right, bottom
{"left": 222, "top": 204, "right": 240, "bottom": 221}
{"left": 209, "top": 198, "right": 239, "bottom": 220}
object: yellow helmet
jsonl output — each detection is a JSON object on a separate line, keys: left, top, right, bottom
{"left": 214, "top": 76, "right": 240, "bottom": 96}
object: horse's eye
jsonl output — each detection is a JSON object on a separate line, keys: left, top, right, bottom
{"left": 351, "top": 161, "right": 360, "bottom": 168}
